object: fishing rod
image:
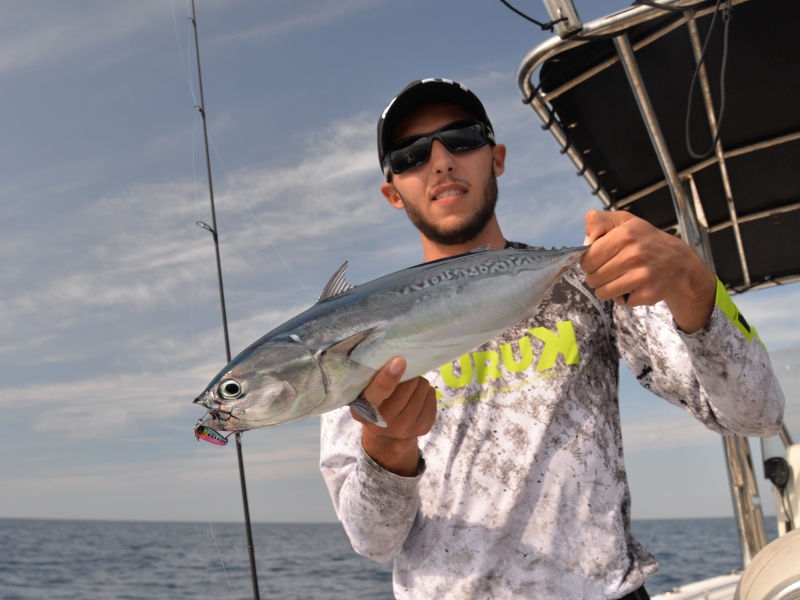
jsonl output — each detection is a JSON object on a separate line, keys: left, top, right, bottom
{"left": 189, "top": 2, "right": 261, "bottom": 598}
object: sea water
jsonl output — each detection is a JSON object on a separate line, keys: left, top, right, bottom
{"left": 0, "top": 517, "right": 778, "bottom": 599}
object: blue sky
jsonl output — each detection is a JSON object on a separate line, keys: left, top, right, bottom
{"left": 1, "top": 0, "right": 797, "bottom": 527}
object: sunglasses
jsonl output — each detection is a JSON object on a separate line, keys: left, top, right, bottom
{"left": 384, "top": 121, "right": 494, "bottom": 176}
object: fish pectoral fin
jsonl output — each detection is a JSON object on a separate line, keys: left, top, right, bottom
{"left": 318, "top": 262, "right": 356, "bottom": 301}
{"left": 326, "top": 328, "right": 378, "bottom": 358}
{"left": 348, "top": 395, "right": 387, "bottom": 427}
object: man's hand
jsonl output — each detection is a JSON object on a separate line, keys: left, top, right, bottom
{"left": 352, "top": 357, "right": 437, "bottom": 477}
{"left": 580, "top": 210, "right": 716, "bottom": 334}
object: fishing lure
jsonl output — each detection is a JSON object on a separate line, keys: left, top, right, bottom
{"left": 194, "top": 420, "right": 232, "bottom": 446}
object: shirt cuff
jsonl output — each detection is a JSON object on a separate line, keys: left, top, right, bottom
{"left": 358, "top": 444, "right": 427, "bottom": 482}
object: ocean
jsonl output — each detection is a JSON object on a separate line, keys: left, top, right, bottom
{"left": 0, "top": 517, "right": 778, "bottom": 599}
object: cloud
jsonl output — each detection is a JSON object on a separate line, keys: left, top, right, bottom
{"left": 212, "top": 0, "right": 385, "bottom": 45}
{"left": 3, "top": 366, "right": 200, "bottom": 438}
{"left": 0, "top": 110, "right": 405, "bottom": 443}
{"left": 3, "top": 417, "right": 334, "bottom": 522}
{"left": 0, "top": 3, "right": 174, "bottom": 75}
{"left": 621, "top": 413, "right": 727, "bottom": 453}
{"left": 2, "top": 110, "right": 378, "bottom": 311}
{"left": 734, "top": 287, "right": 800, "bottom": 350}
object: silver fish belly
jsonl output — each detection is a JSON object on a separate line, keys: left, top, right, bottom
{"left": 193, "top": 245, "right": 587, "bottom": 433}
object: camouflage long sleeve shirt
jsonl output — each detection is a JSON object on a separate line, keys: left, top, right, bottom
{"left": 319, "top": 265, "right": 784, "bottom": 599}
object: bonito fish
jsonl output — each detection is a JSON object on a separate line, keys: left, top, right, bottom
{"left": 194, "top": 245, "right": 586, "bottom": 436}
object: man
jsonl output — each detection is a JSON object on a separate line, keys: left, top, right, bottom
{"left": 319, "top": 78, "right": 784, "bottom": 599}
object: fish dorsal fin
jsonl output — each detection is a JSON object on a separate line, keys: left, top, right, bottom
{"left": 469, "top": 244, "right": 492, "bottom": 253}
{"left": 319, "top": 261, "right": 356, "bottom": 301}
{"left": 326, "top": 327, "right": 377, "bottom": 358}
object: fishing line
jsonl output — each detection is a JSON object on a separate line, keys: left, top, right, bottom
{"left": 171, "top": 0, "right": 199, "bottom": 107}
{"left": 190, "top": 109, "right": 201, "bottom": 345}
{"left": 170, "top": 0, "right": 313, "bottom": 306}
{"left": 206, "top": 133, "right": 315, "bottom": 303}
{"left": 195, "top": 441, "right": 235, "bottom": 594}
{"left": 171, "top": 0, "right": 203, "bottom": 346}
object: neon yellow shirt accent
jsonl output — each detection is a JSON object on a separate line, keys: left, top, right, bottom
{"left": 714, "top": 277, "right": 760, "bottom": 343}
{"left": 529, "top": 320, "right": 581, "bottom": 371}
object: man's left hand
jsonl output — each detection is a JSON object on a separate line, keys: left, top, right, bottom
{"left": 580, "top": 210, "right": 717, "bottom": 334}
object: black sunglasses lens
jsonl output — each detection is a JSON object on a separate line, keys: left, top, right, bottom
{"left": 389, "top": 136, "right": 431, "bottom": 173}
{"left": 387, "top": 122, "right": 488, "bottom": 174}
{"left": 439, "top": 123, "right": 485, "bottom": 152}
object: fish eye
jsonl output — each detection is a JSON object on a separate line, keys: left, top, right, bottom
{"left": 218, "top": 379, "right": 243, "bottom": 400}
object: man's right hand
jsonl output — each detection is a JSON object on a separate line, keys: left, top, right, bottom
{"left": 352, "top": 357, "right": 437, "bottom": 477}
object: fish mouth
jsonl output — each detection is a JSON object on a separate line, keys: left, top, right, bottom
{"left": 194, "top": 411, "right": 228, "bottom": 434}
{"left": 196, "top": 406, "right": 236, "bottom": 431}
{"left": 193, "top": 393, "right": 215, "bottom": 409}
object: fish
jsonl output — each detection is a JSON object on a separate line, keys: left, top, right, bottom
{"left": 193, "top": 245, "right": 587, "bottom": 435}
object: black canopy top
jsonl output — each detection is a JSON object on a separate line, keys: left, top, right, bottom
{"left": 518, "top": 0, "right": 800, "bottom": 292}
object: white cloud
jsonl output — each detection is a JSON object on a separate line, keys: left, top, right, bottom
{"left": 734, "top": 286, "right": 800, "bottom": 350}
{"left": 0, "top": 110, "right": 402, "bottom": 443}
{"left": 621, "top": 411, "right": 726, "bottom": 453}
{"left": 2, "top": 367, "right": 199, "bottom": 438}
{"left": 0, "top": 3, "right": 174, "bottom": 75}
{"left": 212, "top": 0, "right": 385, "bottom": 45}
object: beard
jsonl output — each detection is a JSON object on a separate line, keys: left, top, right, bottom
{"left": 400, "top": 171, "right": 499, "bottom": 246}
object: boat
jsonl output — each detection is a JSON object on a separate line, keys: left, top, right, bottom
{"left": 516, "top": 0, "right": 800, "bottom": 597}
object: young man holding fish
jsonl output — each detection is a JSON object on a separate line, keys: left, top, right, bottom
{"left": 319, "top": 78, "right": 784, "bottom": 599}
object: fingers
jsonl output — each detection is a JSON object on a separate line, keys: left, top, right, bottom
{"left": 584, "top": 247, "right": 652, "bottom": 305}
{"left": 581, "top": 210, "right": 645, "bottom": 304}
{"left": 356, "top": 358, "right": 438, "bottom": 477}
{"left": 581, "top": 212, "right": 645, "bottom": 302}
{"left": 583, "top": 209, "right": 635, "bottom": 245}
{"left": 579, "top": 210, "right": 716, "bottom": 329}
{"left": 581, "top": 210, "right": 676, "bottom": 304}
{"left": 379, "top": 377, "right": 437, "bottom": 439}
{"left": 352, "top": 358, "right": 437, "bottom": 439}
{"left": 361, "top": 357, "right": 406, "bottom": 409}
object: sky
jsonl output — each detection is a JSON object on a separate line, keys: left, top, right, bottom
{"left": 1, "top": 0, "right": 798, "bottom": 534}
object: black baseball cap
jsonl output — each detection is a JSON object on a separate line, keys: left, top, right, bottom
{"left": 377, "top": 78, "right": 494, "bottom": 176}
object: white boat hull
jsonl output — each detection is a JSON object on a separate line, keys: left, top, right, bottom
{"left": 652, "top": 573, "right": 741, "bottom": 600}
